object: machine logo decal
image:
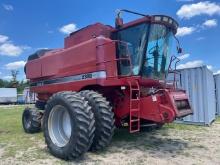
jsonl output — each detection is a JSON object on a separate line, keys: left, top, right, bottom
{"left": 30, "top": 71, "right": 106, "bottom": 87}
{"left": 82, "top": 73, "right": 93, "bottom": 79}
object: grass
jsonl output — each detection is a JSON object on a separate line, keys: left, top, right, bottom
{"left": 216, "top": 116, "right": 220, "bottom": 123}
{"left": 163, "top": 123, "right": 204, "bottom": 131}
{"left": 0, "top": 105, "right": 59, "bottom": 163}
{"left": 0, "top": 105, "right": 208, "bottom": 163}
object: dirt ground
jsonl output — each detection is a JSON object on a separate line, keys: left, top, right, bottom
{"left": 0, "top": 105, "right": 220, "bottom": 165}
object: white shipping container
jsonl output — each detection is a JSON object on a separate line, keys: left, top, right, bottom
{"left": 175, "top": 66, "right": 216, "bottom": 125}
{"left": 0, "top": 88, "right": 17, "bottom": 103}
{"left": 214, "top": 74, "right": 220, "bottom": 116}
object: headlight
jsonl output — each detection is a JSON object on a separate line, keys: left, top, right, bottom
{"left": 162, "top": 16, "right": 169, "bottom": 22}
{"left": 169, "top": 19, "right": 173, "bottom": 24}
{"left": 154, "top": 16, "right": 162, "bottom": 21}
{"left": 153, "top": 15, "right": 179, "bottom": 31}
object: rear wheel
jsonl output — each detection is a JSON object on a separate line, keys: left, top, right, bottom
{"left": 43, "top": 91, "right": 95, "bottom": 160}
{"left": 22, "top": 108, "right": 42, "bottom": 133}
{"left": 80, "top": 90, "right": 115, "bottom": 151}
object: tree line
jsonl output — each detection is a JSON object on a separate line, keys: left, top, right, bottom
{"left": 0, "top": 70, "right": 29, "bottom": 94}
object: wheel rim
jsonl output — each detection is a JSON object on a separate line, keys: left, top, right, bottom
{"left": 48, "top": 105, "right": 72, "bottom": 147}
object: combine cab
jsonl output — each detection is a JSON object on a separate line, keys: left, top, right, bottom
{"left": 22, "top": 10, "right": 192, "bottom": 160}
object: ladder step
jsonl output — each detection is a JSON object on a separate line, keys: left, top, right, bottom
{"left": 130, "top": 129, "right": 140, "bottom": 133}
{"left": 131, "top": 119, "right": 140, "bottom": 122}
{"left": 130, "top": 109, "right": 139, "bottom": 112}
{"left": 131, "top": 88, "right": 139, "bottom": 90}
{"left": 129, "top": 80, "right": 140, "bottom": 133}
{"left": 131, "top": 98, "right": 140, "bottom": 101}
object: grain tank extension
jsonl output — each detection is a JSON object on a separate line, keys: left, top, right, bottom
{"left": 22, "top": 10, "right": 193, "bottom": 160}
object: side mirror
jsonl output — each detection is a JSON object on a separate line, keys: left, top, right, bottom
{"left": 177, "top": 47, "right": 183, "bottom": 54}
{"left": 115, "top": 17, "right": 123, "bottom": 28}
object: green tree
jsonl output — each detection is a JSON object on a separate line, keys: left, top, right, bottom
{"left": 0, "top": 70, "right": 29, "bottom": 93}
{"left": 0, "top": 79, "right": 10, "bottom": 88}
{"left": 9, "top": 70, "right": 19, "bottom": 88}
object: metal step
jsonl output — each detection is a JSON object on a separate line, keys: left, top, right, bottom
{"left": 131, "top": 119, "right": 140, "bottom": 122}
{"left": 128, "top": 80, "right": 141, "bottom": 133}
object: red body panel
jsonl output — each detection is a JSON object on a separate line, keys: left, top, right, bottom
{"left": 26, "top": 60, "right": 42, "bottom": 79}
{"left": 64, "top": 23, "right": 113, "bottom": 48}
{"left": 26, "top": 19, "right": 192, "bottom": 126}
{"left": 27, "top": 37, "right": 117, "bottom": 81}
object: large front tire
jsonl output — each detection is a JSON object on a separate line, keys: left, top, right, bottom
{"left": 80, "top": 90, "right": 115, "bottom": 151}
{"left": 43, "top": 91, "right": 95, "bottom": 160}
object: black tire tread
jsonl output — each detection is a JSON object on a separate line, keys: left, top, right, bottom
{"left": 43, "top": 91, "right": 95, "bottom": 160}
{"left": 22, "top": 108, "right": 42, "bottom": 133}
{"left": 80, "top": 90, "right": 115, "bottom": 151}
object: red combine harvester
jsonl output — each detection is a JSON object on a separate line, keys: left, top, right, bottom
{"left": 22, "top": 10, "right": 192, "bottom": 160}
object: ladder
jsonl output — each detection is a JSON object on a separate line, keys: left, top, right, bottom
{"left": 128, "top": 80, "right": 141, "bottom": 133}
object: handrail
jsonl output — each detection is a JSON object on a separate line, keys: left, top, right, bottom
{"left": 96, "top": 40, "right": 129, "bottom": 48}
{"left": 167, "top": 55, "right": 181, "bottom": 89}
{"left": 96, "top": 40, "right": 133, "bottom": 77}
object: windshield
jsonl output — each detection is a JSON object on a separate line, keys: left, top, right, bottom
{"left": 116, "top": 23, "right": 173, "bottom": 79}
{"left": 143, "top": 24, "right": 173, "bottom": 79}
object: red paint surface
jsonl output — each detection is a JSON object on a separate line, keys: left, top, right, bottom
{"left": 26, "top": 17, "right": 192, "bottom": 125}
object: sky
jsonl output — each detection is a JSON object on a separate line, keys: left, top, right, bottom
{"left": 0, "top": 0, "right": 220, "bottom": 81}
